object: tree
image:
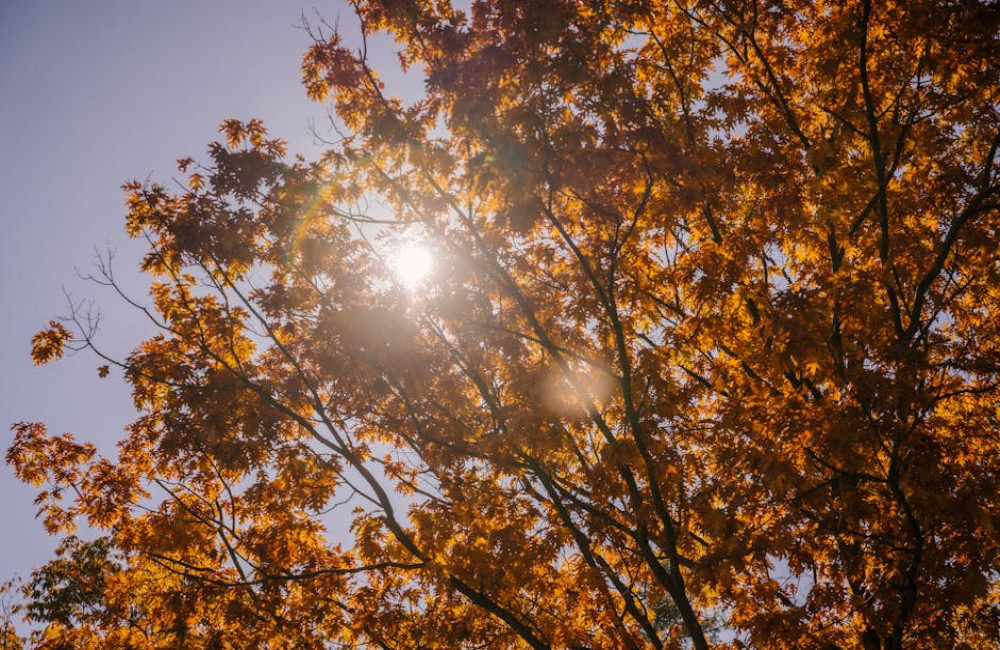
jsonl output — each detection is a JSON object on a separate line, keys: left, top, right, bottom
{"left": 8, "top": 0, "right": 1000, "bottom": 647}
{"left": 0, "top": 580, "right": 25, "bottom": 650}
{"left": 17, "top": 537, "right": 125, "bottom": 648}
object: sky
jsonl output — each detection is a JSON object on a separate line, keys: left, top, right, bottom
{"left": 0, "top": 0, "right": 358, "bottom": 589}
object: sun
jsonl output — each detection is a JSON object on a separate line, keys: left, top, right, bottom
{"left": 390, "top": 243, "right": 434, "bottom": 288}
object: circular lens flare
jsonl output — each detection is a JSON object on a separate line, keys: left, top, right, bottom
{"left": 391, "top": 244, "right": 434, "bottom": 288}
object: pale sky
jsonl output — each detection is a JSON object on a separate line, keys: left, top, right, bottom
{"left": 0, "top": 0, "right": 356, "bottom": 587}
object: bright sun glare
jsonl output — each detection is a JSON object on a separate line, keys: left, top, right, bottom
{"left": 390, "top": 243, "right": 434, "bottom": 288}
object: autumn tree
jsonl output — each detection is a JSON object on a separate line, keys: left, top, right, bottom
{"left": 0, "top": 581, "right": 24, "bottom": 650}
{"left": 8, "top": 0, "right": 1000, "bottom": 647}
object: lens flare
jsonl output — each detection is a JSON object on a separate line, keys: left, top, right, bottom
{"left": 390, "top": 243, "right": 434, "bottom": 288}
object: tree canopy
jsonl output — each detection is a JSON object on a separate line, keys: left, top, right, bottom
{"left": 8, "top": 0, "right": 1000, "bottom": 647}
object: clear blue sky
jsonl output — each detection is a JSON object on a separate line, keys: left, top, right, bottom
{"left": 0, "top": 0, "right": 354, "bottom": 586}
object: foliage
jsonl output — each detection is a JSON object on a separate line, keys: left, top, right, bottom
{"left": 0, "top": 581, "right": 24, "bottom": 650}
{"left": 8, "top": 0, "right": 1000, "bottom": 647}
{"left": 21, "top": 537, "right": 121, "bottom": 630}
